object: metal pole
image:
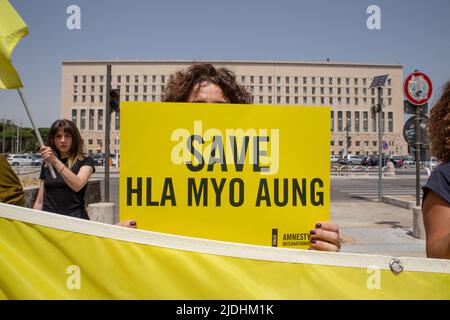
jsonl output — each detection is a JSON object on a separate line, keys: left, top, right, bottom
{"left": 2, "top": 117, "right": 5, "bottom": 154}
{"left": 377, "top": 87, "right": 383, "bottom": 201}
{"left": 415, "top": 107, "right": 421, "bottom": 207}
{"left": 104, "top": 64, "right": 112, "bottom": 202}
{"left": 17, "top": 89, "right": 56, "bottom": 178}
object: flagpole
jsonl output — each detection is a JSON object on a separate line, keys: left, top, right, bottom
{"left": 17, "top": 88, "right": 56, "bottom": 179}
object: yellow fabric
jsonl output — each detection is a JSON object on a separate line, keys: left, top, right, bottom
{"left": 120, "top": 102, "right": 330, "bottom": 249}
{"left": 0, "top": 204, "right": 449, "bottom": 300}
{"left": 0, "top": 0, "right": 28, "bottom": 89}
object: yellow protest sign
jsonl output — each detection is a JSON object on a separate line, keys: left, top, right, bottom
{"left": 120, "top": 102, "right": 330, "bottom": 249}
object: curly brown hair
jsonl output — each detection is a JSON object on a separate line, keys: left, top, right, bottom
{"left": 163, "top": 63, "right": 252, "bottom": 104}
{"left": 428, "top": 81, "right": 450, "bottom": 161}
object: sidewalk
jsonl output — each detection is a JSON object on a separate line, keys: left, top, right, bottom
{"left": 332, "top": 199, "right": 426, "bottom": 258}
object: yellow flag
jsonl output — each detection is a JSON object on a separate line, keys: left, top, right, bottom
{"left": 0, "top": 0, "right": 28, "bottom": 89}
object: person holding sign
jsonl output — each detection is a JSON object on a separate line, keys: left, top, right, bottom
{"left": 422, "top": 81, "right": 450, "bottom": 259}
{"left": 33, "top": 119, "right": 95, "bottom": 219}
{"left": 158, "top": 63, "right": 340, "bottom": 252}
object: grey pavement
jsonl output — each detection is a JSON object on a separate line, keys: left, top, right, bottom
{"left": 95, "top": 169, "right": 428, "bottom": 259}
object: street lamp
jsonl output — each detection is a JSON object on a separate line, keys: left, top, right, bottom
{"left": 369, "top": 74, "right": 389, "bottom": 202}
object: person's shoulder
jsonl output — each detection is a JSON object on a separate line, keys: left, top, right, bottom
{"left": 430, "top": 161, "right": 450, "bottom": 181}
{"left": 78, "top": 155, "right": 96, "bottom": 172}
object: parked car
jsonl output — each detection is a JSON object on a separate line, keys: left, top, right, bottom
{"left": 31, "top": 154, "right": 43, "bottom": 166}
{"left": 368, "top": 155, "right": 390, "bottom": 167}
{"left": 339, "top": 154, "right": 364, "bottom": 165}
{"left": 330, "top": 155, "right": 339, "bottom": 163}
{"left": 428, "top": 157, "right": 439, "bottom": 170}
{"left": 7, "top": 154, "right": 34, "bottom": 166}
{"left": 389, "top": 156, "right": 404, "bottom": 168}
{"left": 403, "top": 156, "right": 414, "bottom": 166}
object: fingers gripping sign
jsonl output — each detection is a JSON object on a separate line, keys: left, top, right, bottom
{"left": 309, "top": 221, "right": 341, "bottom": 252}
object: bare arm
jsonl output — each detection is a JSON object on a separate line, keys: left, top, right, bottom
{"left": 41, "top": 146, "right": 93, "bottom": 192}
{"left": 422, "top": 190, "right": 450, "bottom": 259}
{"left": 33, "top": 181, "right": 45, "bottom": 210}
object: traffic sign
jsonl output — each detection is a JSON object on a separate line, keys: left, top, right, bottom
{"left": 404, "top": 100, "right": 427, "bottom": 115}
{"left": 382, "top": 141, "right": 389, "bottom": 150}
{"left": 403, "top": 115, "right": 430, "bottom": 147}
{"left": 404, "top": 71, "right": 433, "bottom": 105}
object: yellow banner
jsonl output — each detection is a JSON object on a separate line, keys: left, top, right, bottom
{"left": 120, "top": 102, "right": 330, "bottom": 249}
{"left": 0, "top": 0, "right": 28, "bottom": 89}
{"left": 1, "top": 203, "right": 449, "bottom": 300}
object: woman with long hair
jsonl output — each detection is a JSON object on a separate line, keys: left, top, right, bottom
{"left": 422, "top": 81, "right": 450, "bottom": 259}
{"left": 33, "top": 119, "right": 95, "bottom": 219}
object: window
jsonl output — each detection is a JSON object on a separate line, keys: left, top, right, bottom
{"left": 339, "top": 141, "right": 343, "bottom": 146}
{"left": 91, "top": 76, "right": 95, "bottom": 83}
{"left": 74, "top": 76, "right": 78, "bottom": 83}
{"left": 294, "top": 97, "right": 299, "bottom": 104}
{"left": 134, "top": 95, "right": 138, "bottom": 101}
{"left": 320, "top": 87, "right": 324, "bottom": 95}
{"left": 285, "top": 87, "right": 290, "bottom": 94}
{"left": 312, "top": 87, "right": 316, "bottom": 95}
{"left": 331, "top": 141, "right": 335, "bottom": 146}
{"left": 355, "top": 111, "right": 360, "bottom": 132}
{"left": 303, "top": 77, "right": 307, "bottom": 84}
{"left": 331, "top": 111, "right": 334, "bottom": 132}
{"left": 277, "top": 96, "right": 281, "bottom": 104}
{"left": 135, "top": 75, "right": 139, "bottom": 83}
{"left": 97, "top": 139, "right": 102, "bottom": 146}
{"left": 82, "top": 86, "right": 86, "bottom": 93}
{"left": 152, "top": 75, "right": 156, "bottom": 83}
{"left": 277, "top": 86, "right": 281, "bottom": 94}
{"left": 82, "top": 76, "right": 86, "bottom": 83}
{"left": 338, "top": 111, "right": 343, "bottom": 132}
{"left": 363, "top": 111, "right": 368, "bottom": 132}
{"left": 152, "top": 95, "right": 156, "bottom": 101}
{"left": 320, "top": 77, "right": 324, "bottom": 85}
{"left": 388, "top": 112, "right": 393, "bottom": 132}
{"left": 117, "top": 75, "right": 121, "bottom": 83}
{"left": 89, "top": 109, "right": 94, "bottom": 130}
{"left": 294, "top": 77, "right": 298, "bottom": 84}
{"left": 363, "top": 79, "right": 366, "bottom": 86}
{"left": 268, "top": 86, "right": 272, "bottom": 93}
{"left": 346, "top": 97, "right": 350, "bottom": 104}
{"left": 88, "top": 139, "right": 93, "bottom": 145}
{"left": 388, "top": 98, "right": 392, "bottom": 105}
{"left": 126, "top": 75, "right": 130, "bottom": 83}
{"left": 259, "top": 96, "right": 263, "bottom": 103}
{"left": 100, "top": 75, "right": 104, "bottom": 82}
{"left": 338, "top": 97, "right": 342, "bottom": 104}
{"left": 126, "top": 85, "right": 130, "bottom": 93}
{"left": 303, "top": 87, "right": 307, "bottom": 94}
{"left": 312, "top": 97, "right": 316, "bottom": 104}
{"left": 259, "top": 76, "right": 263, "bottom": 84}
{"left": 90, "top": 95, "right": 94, "bottom": 103}
{"left": 285, "top": 77, "right": 289, "bottom": 84}
{"left": 388, "top": 79, "right": 391, "bottom": 86}
{"left": 355, "top": 88, "right": 358, "bottom": 95}
{"left": 329, "top": 97, "right": 333, "bottom": 105}
{"left": 115, "top": 112, "right": 120, "bottom": 131}
{"left": 100, "top": 85, "right": 104, "bottom": 93}
{"left": 80, "top": 109, "right": 86, "bottom": 130}
{"left": 354, "top": 78, "right": 358, "bottom": 85}
{"left": 241, "top": 76, "right": 245, "bottom": 83}
{"left": 346, "top": 78, "right": 349, "bottom": 85}
{"left": 320, "top": 97, "right": 325, "bottom": 104}
{"left": 134, "top": 85, "right": 138, "bottom": 93}
{"left": 98, "top": 110, "right": 103, "bottom": 131}
{"left": 373, "top": 141, "right": 377, "bottom": 147}
{"left": 355, "top": 98, "right": 359, "bottom": 105}
{"left": 286, "top": 97, "right": 290, "bottom": 104}
{"left": 363, "top": 88, "right": 367, "bottom": 95}
{"left": 143, "top": 75, "right": 147, "bottom": 83}
{"left": 356, "top": 141, "right": 361, "bottom": 147}
{"left": 99, "top": 95, "right": 103, "bottom": 103}
{"left": 73, "top": 96, "right": 77, "bottom": 103}
{"left": 329, "top": 87, "right": 333, "bottom": 94}
{"left": 143, "top": 85, "right": 147, "bottom": 93}
{"left": 329, "top": 78, "right": 332, "bottom": 85}
{"left": 277, "top": 76, "right": 280, "bottom": 84}
{"left": 337, "top": 78, "right": 341, "bottom": 85}
{"left": 346, "top": 111, "right": 351, "bottom": 131}
{"left": 82, "top": 96, "right": 86, "bottom": 103}
{"left": 161, "top": 75, "right": 165, "bottom": 83}
{"left": 259, "top": 86, "right": 263, "bottom": 93}
{"left": 250, "top": 76, "right": 254, "bottom": 84}
{"left": 337, "top": 87, "right": 341, "bottom": 95}
{"left": 268, "top": 96, "right": 272, "bottom": 104}
{"left": 73, "top": 85, "right": 78, "bottom": 94}
{"left": 294, "top": 87, "right": 298, "bottom": 94}
{"left": 303, "top": 96, "right": 307, "bottom": 104}
{"left": 268, "top": 76, "right": 272, "bottom": 84}
{"left": 312, "top": 77, "right": 316, "bottom": 85}
{"left": 71, "top": 109, "right": 77, "bottom": 125}
{"left": 143, "top": 95, "right": 147, "bottom": 102}
{"left": 346, "top": 88, "right": 350, "bottom": 95}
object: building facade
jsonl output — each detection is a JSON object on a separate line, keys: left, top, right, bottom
{"left": 60, "top": 60, "right": 407, "bottom": 156}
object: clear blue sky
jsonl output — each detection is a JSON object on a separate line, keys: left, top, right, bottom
{"left": 1, "top": 0, "right": 449, "bottom": 127}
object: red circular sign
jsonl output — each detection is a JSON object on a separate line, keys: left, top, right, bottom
{"left": 404, "top": 71, "right": 432, "bottom": 105}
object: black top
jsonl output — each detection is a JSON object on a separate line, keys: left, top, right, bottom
{"left": 39, "top": 156, "right": 95, "bottom": 219}
{"left": 422, "top": 161, "right": 450, "bottom": 205}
